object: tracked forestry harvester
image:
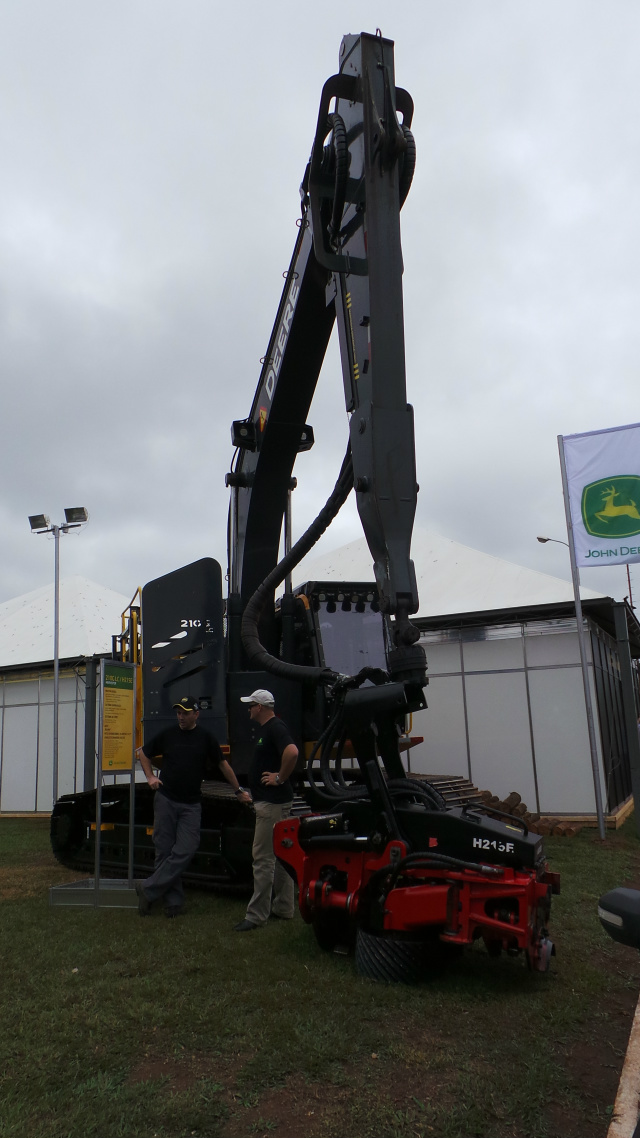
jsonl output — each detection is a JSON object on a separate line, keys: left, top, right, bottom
{"left": 51, "top": 31, "right": 559, "bottom": 979}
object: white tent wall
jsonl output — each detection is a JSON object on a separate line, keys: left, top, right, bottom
{"left": 405, "top": 620, "right": 607, "bottom": 816}
{"left": 0, "top": 576, "right": 132, "bottom": 814}
{"left": 0, "top": 668, "right": 86, "bottom": 813}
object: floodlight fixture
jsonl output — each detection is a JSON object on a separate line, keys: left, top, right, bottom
{"left": 64, "top": 506, "right": 89, "bottom": 526}
{"left": 29, "top": 514, "right": 50, "bottom": 532}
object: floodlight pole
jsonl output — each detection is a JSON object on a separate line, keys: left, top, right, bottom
{"left": 52, "top": 523, "right": 61, "bottom": 807}
{"left": 28, "top": 508, "right": 88, "bottom": 805}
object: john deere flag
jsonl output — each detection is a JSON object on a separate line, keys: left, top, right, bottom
{"left": 562, "top": 422, "right": 640, "bottom": 567}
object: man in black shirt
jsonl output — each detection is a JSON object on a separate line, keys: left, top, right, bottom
{"left": 233, "top": 688, "right": 298, "bottom": 931}
{"left": 136, "top": 696, "right": 250, "bottom": 917}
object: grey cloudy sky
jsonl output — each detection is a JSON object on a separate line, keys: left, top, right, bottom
{"left": 2, "top": 0, "right": 640, "bottom": 612}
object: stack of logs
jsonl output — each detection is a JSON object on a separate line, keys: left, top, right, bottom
{"left": 478, "top": 789, "right": 581, "bottom": 837}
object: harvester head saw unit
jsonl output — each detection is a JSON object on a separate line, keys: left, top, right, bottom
{"left": 275, "top": 791, "right": 560, "bottom": 982}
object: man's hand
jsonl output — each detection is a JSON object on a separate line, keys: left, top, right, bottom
{"left": 137, "top": 747, "right": 161, "bottom": 790}
{"left": 219, "top": 759, "right": 252, "bottom": 805}
{"left": 261, "top": 744, "right": 298, "bottom": 788}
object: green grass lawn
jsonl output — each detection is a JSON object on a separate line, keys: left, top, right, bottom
{"left": 1, "top": 817, "right": 639, "bottom": 1138}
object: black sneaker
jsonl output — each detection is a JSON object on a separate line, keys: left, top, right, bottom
{"left": 135, "top": 882, "right": 152, "bottom": 916}
{"left": 164, "top": 906, "right": 183, "bottom": 919}
{"left": 233, "top": 919, "right": 259, "bottom": 932}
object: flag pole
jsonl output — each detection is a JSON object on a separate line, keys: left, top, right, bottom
{"left": 558, "top": 435, "right": 606, "bottom": 840}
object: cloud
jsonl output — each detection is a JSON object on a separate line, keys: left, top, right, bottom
{"left": 2, "top": 0, "right": 640, "bottom": 615}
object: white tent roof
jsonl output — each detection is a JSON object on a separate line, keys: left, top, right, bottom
{"left": 0, "top": 576, "right": 132, "bottom": 668}
{"left": 292, "top": 528, "right": 605, "bottom": 617}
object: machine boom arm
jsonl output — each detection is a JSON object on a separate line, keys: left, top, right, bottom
{"left": 228, "top": 31, "right": 421, "bottom": 661}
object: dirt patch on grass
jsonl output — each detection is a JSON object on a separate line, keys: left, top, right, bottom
{"left": 129, "top": 1053, "right": 222, "bottom": 1093}
{"left": 222, "top": 1076, "right": 348, "bottom": 1138}
{"left": 0, "top": 854, "right": 72, "bottom": 900}
{"left": 130, "top": 1042, "right": 464, "bottom": 1138}
{"left": 547, "top": 945, "right": 640, "bottom": 1138}
{"left": 218, "top": 1060, "right": 451, "bottom": 1138}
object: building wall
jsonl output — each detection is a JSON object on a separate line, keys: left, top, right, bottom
{"left": 0, "top": 666, "right": 86, "bottom": 813}
{"left": 406, "top": 618, "right": 608, "bottom": 816}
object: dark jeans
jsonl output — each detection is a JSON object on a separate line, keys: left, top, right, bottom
{"left": 143, "top": 793, "right": 201, "bottom": 909}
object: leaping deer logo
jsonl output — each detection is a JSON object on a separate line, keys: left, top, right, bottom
{"left": 595, "top": 485, "right": 640, "bottom": 523}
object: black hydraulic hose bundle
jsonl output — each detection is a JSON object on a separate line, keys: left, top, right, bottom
{"left": 240, "top": 445, "right": 354, "bottom": 683}
{"left": 305, "top": 706, "right": 446, "bottom": 812}
{"left": 398, "top": 126, "right": 416, "bottom": 207}
{"left": 390, "top": 777, "right": 446, "bottom": 811}
{"left": 325, "top": 113, "right": 349, "bottom": 246}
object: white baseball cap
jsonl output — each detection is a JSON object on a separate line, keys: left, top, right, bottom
{"left": 240, "top": 688, "right": 275, "bottom": 707}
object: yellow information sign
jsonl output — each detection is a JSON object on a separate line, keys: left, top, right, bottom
{"left": 102, "top": 664, "right": 135, "bottom": 771}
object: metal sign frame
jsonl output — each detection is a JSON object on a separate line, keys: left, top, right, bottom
{"left": 50, "top": 658, "right": 139, "bottom": 909}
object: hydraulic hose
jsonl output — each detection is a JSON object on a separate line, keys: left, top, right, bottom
{"left": 326, "top": 113, "right": 349, "bottom": 246}
{"left": 303, "top": 671, "right": 446, "bottom": 811}
{"left": 390, "top": 776, "right": 447, "bottom": 812}
{"left": 399, "top": 126, "right": 416, "bottom": 207}
{"left": 241, "top": 444, "right": 354, "bottom": 683}
{"left": 332, "top": 729, "right": 350, "bottom": 789}
{"left": 367, "top": 852, "right": 504, "bottom": 904}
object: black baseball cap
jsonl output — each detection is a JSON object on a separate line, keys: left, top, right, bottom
{"left": 172, "top": 697, "right": 199, "bottom": 712}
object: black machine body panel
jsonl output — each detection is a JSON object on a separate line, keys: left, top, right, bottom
{"left": 141, "top": 558, "right": 226, "bottom": 743}
{"left": 315, "top": 803, "right": 543, "bottom": 872}
{"left": 396, "top": 806, "right": 544, "bottom": 871}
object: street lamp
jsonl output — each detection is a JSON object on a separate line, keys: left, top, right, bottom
{"left": 537, "top": 536, "right": 569, "bottom": 547}
{"left": 28, "top": 508, "right": 89, "bottom": 804}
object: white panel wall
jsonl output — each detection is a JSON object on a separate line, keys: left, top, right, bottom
{"left": 424, "top": 642, "right": 462, "bottom": 675}
{"left": 58, "top": 703, "right": 79, "bottom": 798}
{"left": 0, "top": 668, "right": 86, "bottom": 813}
{"left": 36, "top": 702, "right": 54, "bottom": 812}
{"left": 462, "top": 637, "right": 525, "bottom": 672}
{"left": 528, "top": 666, "right": 602, "bottom": 814}
{"left": 4, "top": 679, "right": 39, "bottom": 705}
{"left": 524, "top": 631, "right": 584, "bottom": 667}
{"left": 0, "top": 705, "right": 39, "bottom": 811}
{"left": 464, "top": 672, "right": 537, "bottom": 806}
{"left": 408, "top": 675, "right": 469, "bottom": 777}
{"left": 408, "top": 624, "right": 607, "bottom": 817}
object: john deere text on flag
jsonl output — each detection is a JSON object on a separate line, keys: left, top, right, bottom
{"left": 561, "top": 422, "right": 640, "bottom": 568}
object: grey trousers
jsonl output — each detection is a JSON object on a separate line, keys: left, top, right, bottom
{"left": 245, "top": 801, "right": 295, "bottom": 926}
{"left": 143, "top": 793, "right": 201, "bottom": 909}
